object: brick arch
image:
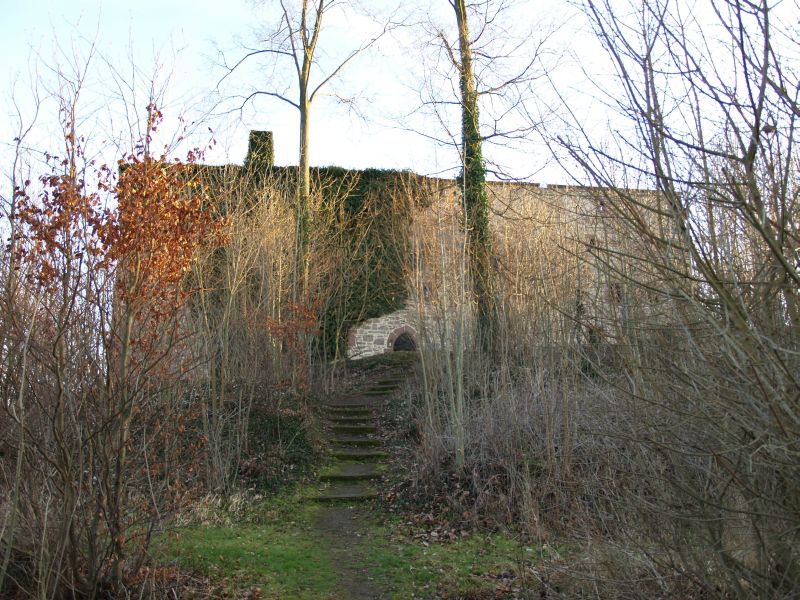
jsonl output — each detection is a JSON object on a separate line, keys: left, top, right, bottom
{"left": 385, "top": 324, "right": 418, "bottom": 352}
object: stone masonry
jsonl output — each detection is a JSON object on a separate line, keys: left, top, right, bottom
{"left": 346, "top": 304, "right": 418, "bottom": 359}
{"left": 220, "top": 132, "right": 667, "bottom": 361}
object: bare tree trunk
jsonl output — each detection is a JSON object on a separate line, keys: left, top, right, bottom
{"left": 453, "top": 0, "right": 496, "bottom": 352}
{"left": 296, "top": 86, "right": 311, "bottom": 299}
{"left": 226, "top": 0, "right": 395, "bottom": 299}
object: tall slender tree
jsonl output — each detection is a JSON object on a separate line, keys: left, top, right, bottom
{"left": 452, "top": 0, "right": 496, "bottom": 350}
{"left": 428, "top": 0, "right": 545, "bottom": 350}
{"left": 223, "top": 1, "right": 394, "bottom": 298}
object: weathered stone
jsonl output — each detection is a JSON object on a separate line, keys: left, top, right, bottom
{"left": 328, "top": 402, "right": 371, "bottom": 409}
{"left": 328, "top": 414, "right": 372, "bottom": 424}
{"left": 330, "top": 448, "right": 388, "bottom": 460}
{"left": 319, "top": 462, "right": 382, "bottom": 481}
{"left": 331, "top": 436, "right": 382, "bottom": 447}
{"left": 312, "top": 483, "right": 378, "bottom": 502}
{"left": 346, "top": 305, "right": 420, "bottom": 359}
{"left": 331, "top": 424, "right": 377, "bottom": 435}
{"left": 362, "top": 389, "right": 393, "bottom": 397}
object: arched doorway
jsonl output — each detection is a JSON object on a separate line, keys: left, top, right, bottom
{"left": 386, "top": 325, "right": 418, "bottom": 353}
{"left": 392, "top": 332, "right": 417, "bottom": 351}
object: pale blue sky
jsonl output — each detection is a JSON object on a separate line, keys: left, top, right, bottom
{"left": 1, "top": 0, "right": 588, "bottom": 182}
{"left": 2, "top": 0, "right": 798, "bottom": 237}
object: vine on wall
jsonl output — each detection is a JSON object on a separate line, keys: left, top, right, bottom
{"left": 315, "top": 168, "right": 420, "bottom": 358}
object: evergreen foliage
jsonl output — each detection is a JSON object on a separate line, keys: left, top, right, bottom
{"left": 193, "top": 160, "right": 422, "bottom": 359}
{"left": 243, "top": 130, "right": 275, "bottom": 173}
{"left": 316, "top": 168, "right": 417, "bottom": 358}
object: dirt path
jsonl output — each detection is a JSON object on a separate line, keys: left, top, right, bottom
{"left": 315, "top": 506, "right": 386, "bottom": 600}
{"left": 158, "top": 353, "right": 537, "bottom": 599}
{"left": 309, "top": 357, "right": 414, "bottom": 598}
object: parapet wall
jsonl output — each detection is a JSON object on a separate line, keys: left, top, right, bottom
{"left": 342, "top": 180, "right": 672, "bottom": 360}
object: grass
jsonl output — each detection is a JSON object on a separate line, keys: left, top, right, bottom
{"left": 155, "top": 489, "right": 338, "bottom": 599}
{"left": 359, "top": 516, "right": 545, "bottom": 598}
{"left": 155, "top": 484, "right": 550, "bottom": 599}
{"left": 161, "top": 525, "right": 335, "bottom": 598}
{"left": 155, "top": 352, "right": 546, "bottom": 597}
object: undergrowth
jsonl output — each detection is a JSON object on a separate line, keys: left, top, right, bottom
{"left": 156, "top": 482, "right": 551, "bottom": 599}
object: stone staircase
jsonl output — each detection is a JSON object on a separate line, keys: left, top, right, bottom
{"left": 313, "top": 373, "right": 407, "bottom": 502}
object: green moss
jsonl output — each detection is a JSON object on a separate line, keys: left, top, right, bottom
{"left": 317, "top": 462, "right": 385, "bottom": 479}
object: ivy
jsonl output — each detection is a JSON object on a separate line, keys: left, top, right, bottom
{"left": 243, "top": 131, "right": 274, "bottom": 177}
{"left": 197, "top": 160, "right": 421, "bottom": 359}
{"left": 316, "top": 168, "right": 418, "bottom": 358}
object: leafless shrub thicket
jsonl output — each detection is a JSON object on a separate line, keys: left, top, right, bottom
{"left": 0, "top": 82, "right": 216, "bottom": 595}
{"left": 409, "top": 1, "right": 799, "bottom": 596}
{"left": 409, "top": 184, "right": 610, "bottom": 536}
{"left": 0, "top": 52, "right": 350, "bottom": 596}
{"left": 185, "top": 165, "right": 360, "bottom": 491}
{"left": 186, "top": 167, "right": 295, "bottom": 493}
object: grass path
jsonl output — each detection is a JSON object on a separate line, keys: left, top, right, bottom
{"left": 156, "top": 354, "right": 546, "bottom": 598}
{"left": 314, "top": 506, "right": 387, "bottom": 599}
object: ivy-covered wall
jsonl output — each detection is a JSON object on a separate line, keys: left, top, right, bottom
{"left": 314, "top": 168, "right": 421, "bottom": 358}
{"left": 244, "top": 130, "right": 274, "bottom": 173}
{"left": 198, "top": 132, "right": 435, "bottom": 359}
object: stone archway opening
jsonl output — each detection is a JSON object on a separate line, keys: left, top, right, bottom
{"left": 386, "top": 324, "right": 418, "bottom": 354}
{"left": 392, "top": 332, "right": 417, "bottom": 351}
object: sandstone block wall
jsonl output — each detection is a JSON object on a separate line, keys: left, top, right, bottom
{"left": 346, "top": 305, "right": 418, "bottom": 359}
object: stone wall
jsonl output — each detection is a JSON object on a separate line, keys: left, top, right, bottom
{"left": 346, "top": 305, "right": 419, "bottom": 359}
{"left": 343, "top": 179, "right": 669, "bottom": 360}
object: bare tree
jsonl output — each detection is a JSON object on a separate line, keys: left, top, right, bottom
{"left": 451, "top": 0, "right": 496, "bottom": 351}
{"left": 406, "top": 1, "right": 552, "bottom": 473}
{"left": 222, "top": 1, "right": 396, "bottom": 298}
{"left": 552, "top": 0, "right": 800, "bottom": 593}
{"left": 414, "top": 0, "right": 554, "bottom": 352}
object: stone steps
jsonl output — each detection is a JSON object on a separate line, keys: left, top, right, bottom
{"left": 369, "top": 381, "right": 401, "bottom": 389}
{"left": 319, "top": 462, "right": 382, "bottom": 481}
{"left": 330, "top": 448, "right": 388, "bottom": 460}
{"left": 361, "top": 389, "right": 395, "bottom": 397}
{"left": 311, "top": 366, "right": 411, "bottom": 503}
{"left": 312, "top": 483, "right": 379, "bottom": 502}
{"left": 325, "top": 408, "right": 372, "bottom": 417}
{"left": 330, "top": 436, "right": 382, "bottom": 447}
{"left": 365, "top": 386, "right": 398, "bottom": 394}
{"left": 328, "top": 402, "right": 373, "bottom": 410}
{"left": 331, "top": 424, "right": 377, "bottom": 435}
{"left": 328, "top": 415, "right": 372, "bottom": 424}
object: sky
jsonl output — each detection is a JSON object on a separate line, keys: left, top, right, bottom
{"left": 6, "top": 0, "right": 797, "bottom": 190}
{"left": 2, "top": 0, "right": 593, "bottom": 185}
